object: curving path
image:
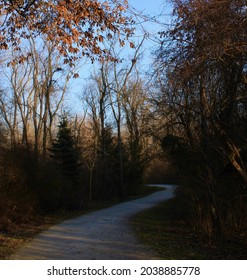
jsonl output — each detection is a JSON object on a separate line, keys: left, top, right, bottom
{"left": 10, "top": 185, "right": 175, "bottom": 260}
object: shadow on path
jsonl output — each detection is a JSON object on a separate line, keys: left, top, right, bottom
{"left": 11, "top": 185, "right": 176, "bottom": 260}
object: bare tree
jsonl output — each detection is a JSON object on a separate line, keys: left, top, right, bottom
{"left": 28, "top": 37, "right": 72, "bottom": 159}
{"left": 0, "top": 37, "right": 72, "bottom": 158}
{"left": 90, "top": 36, "right": 146, "bottom": 196}
{"left": 154, "top": 0, "right": 247, "bottom": 240}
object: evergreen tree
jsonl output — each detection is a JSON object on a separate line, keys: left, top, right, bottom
{"left": 50, "top": 117, "right": 80, "bottom": 183}
{"left": 49, "top": 116, "right": 82, "bottom": 210}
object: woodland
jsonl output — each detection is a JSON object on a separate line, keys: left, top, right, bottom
{"left": 0, "top": 0, "right": 247, "bottom": 253}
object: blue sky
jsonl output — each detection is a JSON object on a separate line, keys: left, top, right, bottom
{"left": 128, "top": 0, "right": 171, "bottom": 18}
{"left": 128, "top": 0, "right": 172, "bottom": 38}
{"left": 128, "top": 0, "right": 173, "bottom": 61}
{"left": 67, "top": 0, "right": 173, "bottom": 111}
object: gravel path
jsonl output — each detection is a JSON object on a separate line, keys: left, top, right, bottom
{"left": 11, "top": 185, "right": 175, "bottom": 260}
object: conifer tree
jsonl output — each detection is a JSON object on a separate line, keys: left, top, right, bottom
{"left": 50, "top": 117, "right": 80, "bottom": 183}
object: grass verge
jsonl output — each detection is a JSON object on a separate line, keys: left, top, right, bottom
{"left": 131, "top": 197, "right": 247, "bottom": 259}
{"left": 131, "top": 198, "right": 206, "bottom": 259}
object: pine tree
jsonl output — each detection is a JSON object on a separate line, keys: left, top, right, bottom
{"left": 50, "top": 117, "right": 80, "bottom": 183}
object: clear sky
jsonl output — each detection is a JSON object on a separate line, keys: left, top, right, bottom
{"left": 128, "top": 0, "right": 172, "bottom": 19}
{"left": 128, "top": 0, "right": 172, "bottom": 39}
{"left": 128, "top": 0, "right": 173, "bottom": 62}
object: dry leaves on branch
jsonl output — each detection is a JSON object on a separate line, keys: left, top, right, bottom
{"left": 0, "top": 0, "right": 134, "bottom": 63}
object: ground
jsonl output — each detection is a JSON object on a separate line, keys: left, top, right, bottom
{"left": 10, "top": 185, "right": 175, "bottom": 260}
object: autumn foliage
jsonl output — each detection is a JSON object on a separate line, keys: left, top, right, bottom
{"left": 0, "top": 0, "right": 133, "bottom": 64}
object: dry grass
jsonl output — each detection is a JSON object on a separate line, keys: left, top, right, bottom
{"left": 131, "top": 199, "right": 205, "bottom": 259}
{"left": 131, "top": 198, "right": 247, "bottom": 260}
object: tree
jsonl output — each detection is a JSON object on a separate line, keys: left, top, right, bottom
{"left": 160, "top": 0, "right": 247, "bottom": 181}
{"left": 154, "top": 0, "right": 247, "bottom": 241}
{"left": 50, "top": 116, "right": 80, "bottom": 182}
{"left": 89, "top": 36, "right": 147, "bottom": 195}
{"left": 82, "top": 83, "right": 120, "bottom": 200}
{"left": 0, "top": 0, "right": 134, "bottom": 64}
{"left": 0, "top": 37, "right": 71, "bottom": 157}
{"left": 28, "top": 38, "right": 71, "bottom": 159}
{"left": 49, "top": 115, "right": 82, "bottom": 209}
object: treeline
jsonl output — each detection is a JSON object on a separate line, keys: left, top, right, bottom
{"left": 154, "top": 0, "right": 247, "bottom": 243}
{"left": 0, "top": 36, "right": 164, "bottom": 231}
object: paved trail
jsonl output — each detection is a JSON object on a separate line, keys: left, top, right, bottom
{"left": 11, "top": 185, "right": 175, "bottom": 260}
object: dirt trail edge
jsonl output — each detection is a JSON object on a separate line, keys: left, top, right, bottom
{"left": 10, "top": 185, "right": 175, "bottom": 260}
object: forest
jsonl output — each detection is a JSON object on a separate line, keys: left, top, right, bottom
{"left": 0, "top": 0, "right": 247, "bottom": 253}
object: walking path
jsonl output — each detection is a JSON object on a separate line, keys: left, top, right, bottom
{"left": 11, "top": 185, "right": 175, "bottom": 260}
